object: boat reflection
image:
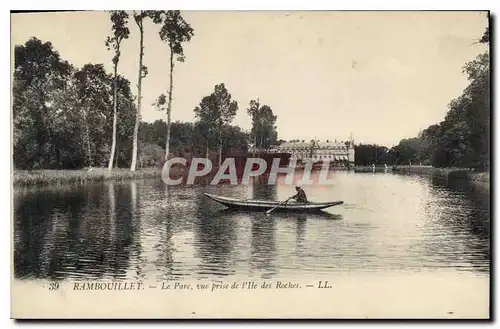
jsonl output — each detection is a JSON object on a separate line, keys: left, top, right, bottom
{"left": 296, "top": 216, "right": 307, "bottom": 245}
{"left": 214, "top": 208, "right": 343, "bottom": 221}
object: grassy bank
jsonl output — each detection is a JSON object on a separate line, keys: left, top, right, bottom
{"left": 13, "top": 168, "right": 163, "bottom": 187}
{"left": 392, "top": 165, "right": 490, "bottom": 188}
{"left": 355, "top": 165, "right": 390, "bottom": 173}
{"left": 468, "top": 171, "right": 490, "bottom": 188}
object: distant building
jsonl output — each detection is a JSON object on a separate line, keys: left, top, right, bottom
{"left": 268, "top": 139, "right": 355, "bottom": 166}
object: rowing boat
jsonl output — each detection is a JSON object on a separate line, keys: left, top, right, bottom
{"left": 204, "top": 193, "right": 343, "bottom": 213}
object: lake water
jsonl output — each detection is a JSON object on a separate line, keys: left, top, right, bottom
{"left": 13, "top": 170, "right": 490, "bottom": 282}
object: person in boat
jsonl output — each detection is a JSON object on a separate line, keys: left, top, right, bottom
{"left": 289, "top": 185, "right": 308, "bottom": 203}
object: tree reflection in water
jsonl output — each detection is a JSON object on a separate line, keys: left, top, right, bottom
{"left": 13, "top": 183, "right": 136, "bottom": 281}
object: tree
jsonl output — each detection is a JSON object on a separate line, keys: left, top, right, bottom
{"left": 13, "top": 37, "right": 72, "bottom": 169}
{"left": 130, "top": 10, "right": 152, "bottom": 171}
{"left": 194, "top": 83, "right": 238, "bottom": 165}
{"left": 155, "top": 11, "right": 194, "bottom": 160}
{"left": 431, "top": 28, "right": 490, "bottom": 169}
{"left": 247, "top": 99, "right": 278, "bottom": 150}
{"left": 246, "top": 99, "right": 260, "bottom": 149}
{"left": 73, "top": 64, "right": 114, "bottom": 167}
{"left": 354, "top": 144, "right": 392, "bottom": 166}
{"left": 392, "top": 138, "right": 422, "bottom": 165}
{"left": 417, "top": 124, "right": 441, "bottom": 165}
{"left": 13, "top": 37, "right": 139, "bottom": 170}
{"left": 392, "top": 27, "right": 490, "bottom": 170}
{"left": 113, "top": 75, "right": 138, "bottom": 168}
{"left": 139, "top": 119, "right": 231, "bottom": 164}
{"left": 479, "top": 26, "right": 489, "bottom": 44}
{"left": 222, "top": 125, "right": 249, "bottom": 156}
{"left": 105, "top": 10, "right": 130, "bottom": 171}
{"left": 462, "top": 52, "right": 490, "bottom": 170}
{"left": 138, "top": 142, "right": 164, "bottom": 168}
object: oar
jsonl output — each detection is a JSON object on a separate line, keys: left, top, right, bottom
{"left": 266, "top": 197, "right": 291, "bottom": 215}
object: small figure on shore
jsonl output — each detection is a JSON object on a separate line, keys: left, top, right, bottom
{"left": 290, "top": 185, "right": 308, "bottom": 203}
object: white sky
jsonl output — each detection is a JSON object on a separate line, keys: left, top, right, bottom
{"left": 11, "top": 10, "right": 488, "bottom": 147}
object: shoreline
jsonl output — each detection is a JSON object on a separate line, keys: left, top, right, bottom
{"left": 13, "top": 168, "right": 163, "bottom": 187}
{"left": 391, "top": 166, "right": 490, "bottom": 189}
{"left": 13, "top": 166, "right": 491, "bottom": 189}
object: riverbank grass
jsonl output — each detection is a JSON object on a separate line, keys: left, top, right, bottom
{"left": 392, "top": 165, "right": 490, "bottom": 188}
{"left": 13, "top": 168, "right": 162, "bottom": 187}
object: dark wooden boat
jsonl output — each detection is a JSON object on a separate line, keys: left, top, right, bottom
{"left": 204, "top": 193, "right": 343, "bottom": 213}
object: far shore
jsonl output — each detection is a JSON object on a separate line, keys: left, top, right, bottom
{"left": 390, "top": 165, "right": 490, "bottom": 189}
{"left": 13, "top": 165, "right": 490, "bottom": 189}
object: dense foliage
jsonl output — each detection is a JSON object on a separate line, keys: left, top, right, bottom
{"left": 139, "top": 120, "right": 249, "bottom": 164}
{"left": 13, "top": 22, "right": 489, "bottom": 172}
{"left": 13, "top": 39, "right": 252, "bottom": 170}
{"left": 247, "top": 99, "right": 278, "bottom": 150}
{"left": 354, "top": 144, "right": 391, "bottom": 166}
{"left": 13, "top": 38, "right": 137, "bottom": 169}
{"left": 357, "top": 28, "right": 490, "bottom": 170}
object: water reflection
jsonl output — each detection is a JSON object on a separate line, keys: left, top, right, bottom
{"left": 13, "top": 171, "right": 490, "bottom": 281}
{"left": 418, "top": 174, "right": 491, "bottom": 272}
{"left": 194, "top": 209, "right": 236, "bottom": 278}
{"left": 153, "top": 203, "right": 175, "bottom": 281}
{"left": 249, "top": 214, "right": 278, "bottom": 278}
{"left": 13, "top": 184, "right": 135, "bottom": 280}
{"left": 251, "top": 175, "right": 278, "bottom": 201}
{"left": 296, "top": 217, "right": 307, "bottom": 245}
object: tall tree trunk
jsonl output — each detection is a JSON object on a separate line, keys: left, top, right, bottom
{"left": 165, "top": 46, "right": 174, "bottom": 160}
{"left": 108, "top": 182, "right": 116, "bottom": 257}
{"left": 252, "top": 134, "right": 256, "bottom": 157}
{"left": 206, "top": 139, "right": 209, "bottom": 159}
{"left": 82, "top": 109, "right": 92, "bottom": 167}
{"left": 108, "top": 62, "right": 119, "bottom": 171}
{"left": 131, "top": 20, "right": 144, "bottom": 171}
{"left": 218, "top": 132, "right": 222, "bottom": 167}
{"left": 115, "top": 138, "right": 120, "bottom": 168}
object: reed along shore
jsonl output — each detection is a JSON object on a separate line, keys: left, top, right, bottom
{"left": 13, "top": 168, "right": 164, "bottom": 187}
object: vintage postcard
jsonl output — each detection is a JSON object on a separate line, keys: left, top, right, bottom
{"left": 10, "top": 10, "right": 490, "bottom": 319}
